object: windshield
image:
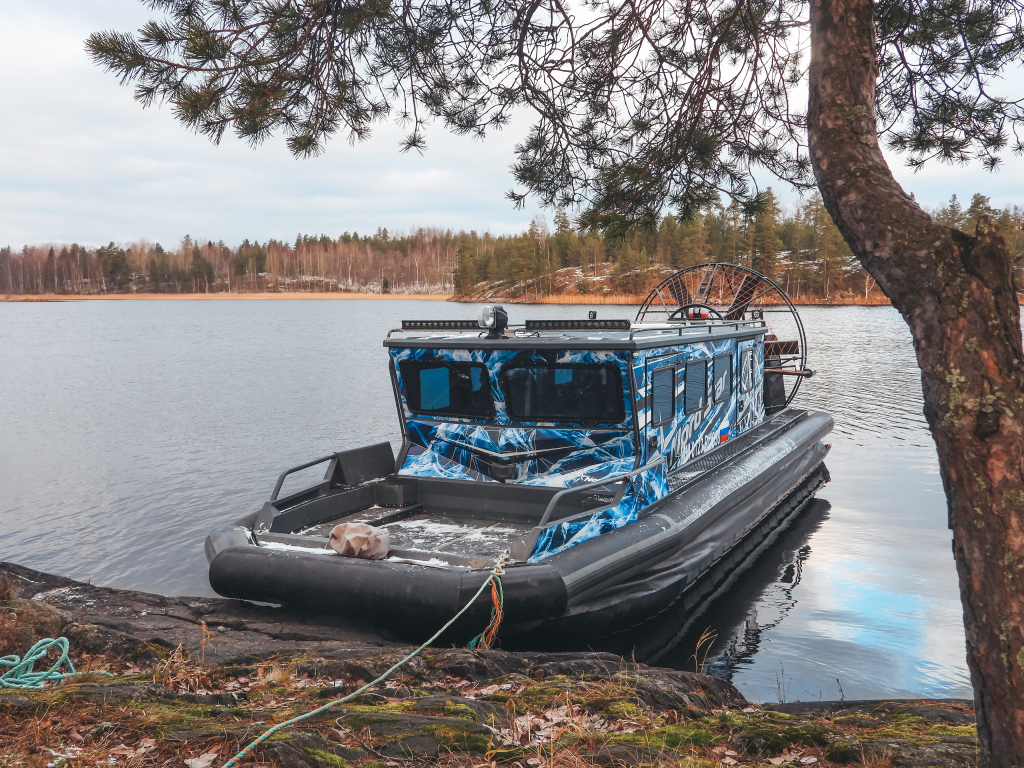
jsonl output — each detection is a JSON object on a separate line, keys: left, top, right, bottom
{"left": 501, "top": 364, "right": 625, "bottom": 423}
{"left": 400, "top": 360, "right": 494, "bottom": 419}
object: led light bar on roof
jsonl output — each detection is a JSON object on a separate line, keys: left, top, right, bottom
{"left": 401, "top": 320, "right": 480, "bottom": 330}
{"left": 524, "top": 319, "right": 631, "bottom": 331}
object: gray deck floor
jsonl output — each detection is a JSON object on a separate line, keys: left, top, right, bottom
{"left": 299, "top": 510, "right": 531, "bottom": 559}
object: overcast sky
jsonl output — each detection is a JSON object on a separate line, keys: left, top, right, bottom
{"left": 3, "top": 1, "right": 1023, "bottom": 250}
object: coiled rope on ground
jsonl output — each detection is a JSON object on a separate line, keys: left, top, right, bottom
{"left": 0, "top": 637, "right": 112, "bottom": 690}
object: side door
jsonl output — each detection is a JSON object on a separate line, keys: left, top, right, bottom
{"left": 734, "top": 339, "right": 764, "bottom": 435}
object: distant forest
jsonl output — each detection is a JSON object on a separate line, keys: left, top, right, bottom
{"left": 0, "top": 228, "right": 460, "bottom": 296}
{"left": 454, "top": 192, "right": 1024, "bottom": 302}
{"left": 2, "top": 193, "right": 1022, "bottom": 301}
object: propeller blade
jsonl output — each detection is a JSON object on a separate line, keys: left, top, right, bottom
{"left": 765, "top": 340, "right": 800, "bottom": 357}
{"left": 724, "top": 274, "right": 763, "bottom": 320}
{"left": 665, "top": 277, "right": 692, "bottom": 307}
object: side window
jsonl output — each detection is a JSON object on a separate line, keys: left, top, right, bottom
{"left": 713, "top": 354, "right": 732, "bottom": 403}
{"left": 419, "top": 367, "right": 450, "bottom": 409}
{"left": 500, "top": 364, "right": 625, "bottom": 423}
{"left": 684, "top": 359, "right": 707, "bottom": 414}
{"left": 740, "top": 348, "right": 755, "bottom": 393}
{"left": 651, "top": 367, "right": 675, "bottom": 425}
{"left": 400, "top": 360, "right": 494, "bottom": 418}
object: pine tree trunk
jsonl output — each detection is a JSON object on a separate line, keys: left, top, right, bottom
{"left": 808, "top": 0, "right": 1024, "bottom": 762}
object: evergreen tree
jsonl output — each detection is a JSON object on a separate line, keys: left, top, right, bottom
{"left": 704, "top": 209, "right": 726, "bottom": 262}
{"left": 580, "top": 233, "right": 605, "bottom": 278}
{"left": 612, "top": 246, "right": 651, "bottom": 294}
{"left": 749, "top": 191, "right": 782, "bottom": 280}
{"left": 935, "top": 194, "right": 967, "bottom": 230}
{"left": 550, "top": 207, "right": 581, "bottom": 268}
{"left": 963, "top": 194, "right": 998, "bottom": 236}
{"left": 506, "top": 237, "right": 537, "bottom": 296}
{"left": 147, "top": 244, "right": 171, "bottom": 291}
{"left": 233, "top": 240, "right": 267, "bottom": 276}
{"left": 679, "top": 214, "right": 709, "bottom": 269}
{"left": 453, "top": 239, "right": 477, "bottom": 297}
{"left": 656, "top": 215, "right": 683, "bottom": 267}
{"left": 553, "top": 207, "right": 572, "bottom": 236}
{"left": 191, "top": 246, "right": 214, "bottom": 290}
{"left": 97, "top": 243, "right": 131, "bottom": 290}
{"left": 44, "top": 247, "right": 57, "bottom": 293}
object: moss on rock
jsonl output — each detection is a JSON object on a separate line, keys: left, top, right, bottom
{"left": 306, "top": 748, "right": 351, "bottom": 768}
{"left": 420, "top": 722, "right": 491, "bottom": 753}
{"left": 736, "top": 721, "right": 832, "bottom": 756}
{"left": 614, "top": 724, "right": 715, "bottom": 750}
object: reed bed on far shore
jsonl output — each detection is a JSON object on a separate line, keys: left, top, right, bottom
{"left": 529, "top": 292, "right": 648, "bottom": 304}
{"left": 4, "top": 290, "right": 897, "bottom": 306}
{"left": 490, "top": 292, "right": 894, "bottom": 306}
{"left": 2, "top": 292, "right": 451, "bottom": 302}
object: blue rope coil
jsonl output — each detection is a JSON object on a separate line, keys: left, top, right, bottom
{"left": 0, "top": 637, "right": 110, "bottom": 690}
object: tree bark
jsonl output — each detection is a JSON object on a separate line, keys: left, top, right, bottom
{"left": 807, "top": 0, "right": 1024, "bottom": 763}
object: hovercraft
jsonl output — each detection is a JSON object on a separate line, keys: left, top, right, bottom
{"left": 205, "top": 264, "right": 833, "bottom": 642}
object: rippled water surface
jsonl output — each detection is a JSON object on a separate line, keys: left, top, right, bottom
{"left": 0, "top": 301, "right": 972, "bottom": 702}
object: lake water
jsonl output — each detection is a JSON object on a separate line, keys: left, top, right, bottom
{"left": 0, "top": 300, "right": 973, "bottom": 703}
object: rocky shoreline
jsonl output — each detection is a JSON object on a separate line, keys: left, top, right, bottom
{"left": 1, "top": 563, "right": 977, "bottom": 767}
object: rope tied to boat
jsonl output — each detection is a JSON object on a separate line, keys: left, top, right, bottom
{"left": 0, "top": 637, "right": 112, "bottom": 690}
{"left": 468, "top": 558, "right": 506, "bottom": 650}
{"left": 222, "top": 551, "right": 512, "bottom": 768}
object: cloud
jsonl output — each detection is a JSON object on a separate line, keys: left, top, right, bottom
{"left": 0, "top": 2, "right": 536, "bottom": 247}
{"left": 1, "top": 2, "right": 1021, "bottom": 248}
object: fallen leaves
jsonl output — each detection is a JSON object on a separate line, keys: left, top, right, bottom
{"left": 184, "top": 747, "right": 221, "bottom": 768}
{"left": 495, "top": 703, "right": 641, "bottom": 746}
{"left": 109, "top": 737, "right": 158, "bottom": 760}
{"left": 712, "top": 745, "right": 740, "bottom": 765}
{"left": 762, "top": 749, "right": 819, "bottom": 765}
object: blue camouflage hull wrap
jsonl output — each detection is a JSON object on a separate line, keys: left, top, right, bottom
{"left": 530, "top": 459, "right": 669, "bottom": 560}
{"left": 401, "top": 420, "right": 636, "bottom": 486}
{"left": 390, "top": 346, "right": 637, "bottom": 488}
{"left": 531, "top": 336, "right": 764, "bottom": 560}
{"left": 636, "top": 337, "right": 765, "bottom": 474}
{"left": 388, "top": 333, "right": 764, "bottom": 561}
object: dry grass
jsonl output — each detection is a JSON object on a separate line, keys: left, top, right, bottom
{"left": 478, "top": 291, "right": 894, "bottom": 307}
{"left": 0, "top": 575, "right": 15, "bottom": 602}
{"left": 0, "top": 611, "right": 21, "bottom": 657}
{"left": 0, "top": 699, "right": 253, "bottom": 768}
{"left": 689, "top": 628, "right": 719, "bottom": 674}
{"left": 528, "top": 293, "right": 648, "bottom": 305}
{"left": 790, "top": 295, "right": 891, "bottom": 306}
{"left": 262, "top": 665, "right": 295, "bottom": 689}
{"left": 152, "top": 643, "right": 213, "bottom": 694}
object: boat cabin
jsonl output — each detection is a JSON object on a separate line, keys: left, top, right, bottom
{"left": 383, "top": 309, "right": 770, "bottom": 560}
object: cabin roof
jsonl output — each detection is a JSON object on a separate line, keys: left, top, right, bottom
{"left": 384, "top": 320, "right": 767, "bottom": 351}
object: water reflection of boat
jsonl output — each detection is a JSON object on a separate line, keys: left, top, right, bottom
{"left": 204, "top": 265, "right": 833, "bottom": 640}
{"left": 646, "top": 499, "right": 831, "bottom": 673}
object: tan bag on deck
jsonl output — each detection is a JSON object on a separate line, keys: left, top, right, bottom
{"left": 328, "top": 522, "right": 391, "bottom": 560}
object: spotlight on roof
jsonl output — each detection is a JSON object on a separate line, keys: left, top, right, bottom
{"left": 478, "top": 305, "right": 509, "bottom": 338}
